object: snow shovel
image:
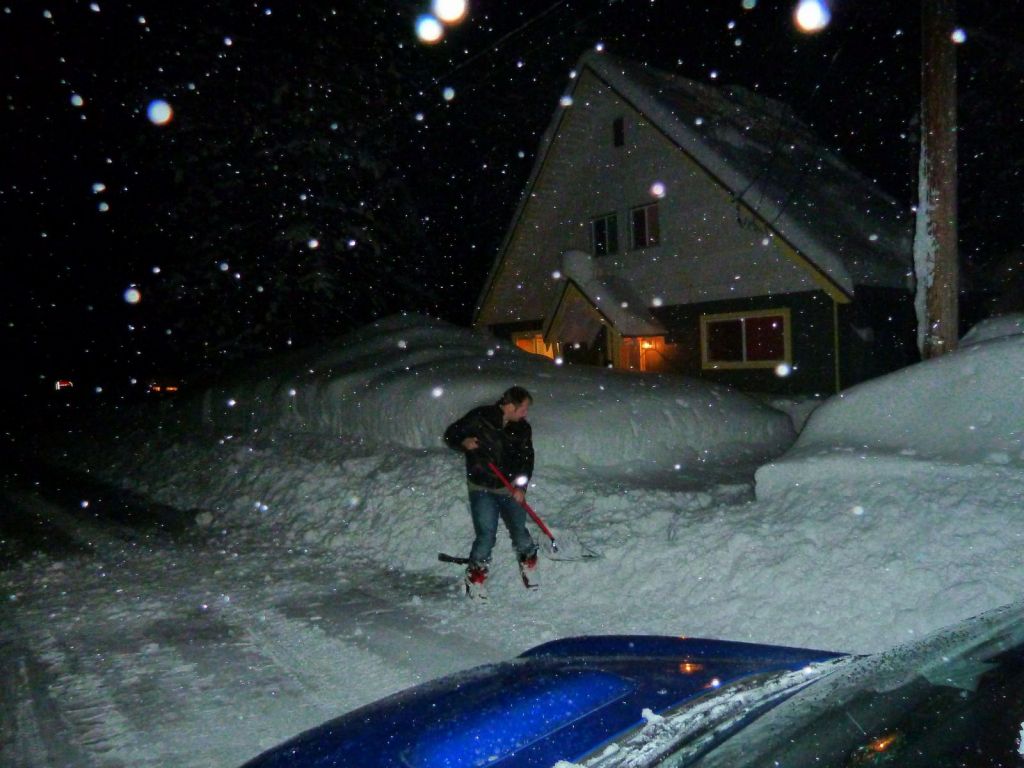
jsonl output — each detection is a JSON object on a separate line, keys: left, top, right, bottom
{"left": 487, "top": 462, "right": 601, "bottom": 561}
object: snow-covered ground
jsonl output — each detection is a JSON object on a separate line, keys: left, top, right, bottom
{"left": 3, "top": 312, "right": 1024, "bottom": 767}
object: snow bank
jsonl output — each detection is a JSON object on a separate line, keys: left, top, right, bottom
{"left": 744, "top": 328, "right": 1024, "bottom": 649}
{"left": 198, "top": 313, "right": 795, "bottom": 475}
{"left": 744, "top": 324, "right": 1024, "bottom": 650}
{"left": 758, "top": 332, "right": 1024, "bottom": 497}
{"left": 97, "top": 420, "right": 1024, "bottom": 658}
{"left": 12, "top": 308, "right": 1024, "bottom": 768}
{"left": 961, "top": 312, "right": 1024, "bottom": 347}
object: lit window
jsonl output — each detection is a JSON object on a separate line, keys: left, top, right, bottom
{"left": 513, "top": 332, "right": 556, "bottom": 360}
{"left": 631, "top": 203, "right": 660, "bottom": 249}
{"left": 591, "top": 213, "right": 619, "bottom": 256}
{"left": 701, "top": 309, "right": 790, "bottom": 369}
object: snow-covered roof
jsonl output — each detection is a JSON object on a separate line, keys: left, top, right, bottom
{"left": 548, "top": 251, "right": 666, "bottom": 339}
{"left": 578, "top": 51, "right": 913, "bottom": 295}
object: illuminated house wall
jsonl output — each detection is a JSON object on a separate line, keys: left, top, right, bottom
{"left": 476, "top": 51, "right": 917, "bottom": 394}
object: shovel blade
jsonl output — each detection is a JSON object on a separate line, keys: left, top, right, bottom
{"left": 540, "top": 531, "right": 602, "bottom": 561}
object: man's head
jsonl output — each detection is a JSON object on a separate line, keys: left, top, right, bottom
{"left": 498, "top": 385, "right": 532, "bottom": 423}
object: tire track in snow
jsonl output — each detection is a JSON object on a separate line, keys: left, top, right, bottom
{"left": 0, "top": 648, "right": 96, "bottom": 768}
{"left": 26, "top": 629, "right": 144, "bottom": 766}
{"left": 273, "top": 572, "right": 508, "bottom": 687}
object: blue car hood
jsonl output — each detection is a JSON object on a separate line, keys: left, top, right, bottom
{"left": 241, "top": 635, "right": 843, "bottom": 768}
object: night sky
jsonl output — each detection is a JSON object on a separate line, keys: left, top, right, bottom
{"left": 2, "top": 0, "right": 1022, "bottom": 409}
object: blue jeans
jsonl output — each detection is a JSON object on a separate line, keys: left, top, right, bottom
{"left": 468, "top": 490, "right": 537, "bottom": 565}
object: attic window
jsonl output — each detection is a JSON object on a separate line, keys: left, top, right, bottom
{"left": 700, "top": 308, "right": 791, "bottom": 370}
{"left": 591, "top": 213, "right": 619, "bottom": 256}
{"left": 631, "top": 203, "right": 660, "bottom": 249}
{"left": 613, "top": 116, "right": 624, "bottom": 147}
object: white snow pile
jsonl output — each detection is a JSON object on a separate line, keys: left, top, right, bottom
{"left": 6, "top": 314, "right": 1024, "bottom": 767}
{"left": 960, "top": 312, "right": 1024, "bottom": 347}
{"left": 747, "top": 329, "right": 1024, "bottom": 648}
{"left": 197, "top": 313, "right": 795, "bottom": 473}
{"left": 99, "top": 312, "right": 1024, "bottom": 656}
{"left": 758, "top": 325, "right": 1024, "bottom": 484}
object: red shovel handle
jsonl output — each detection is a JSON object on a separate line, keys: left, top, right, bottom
{"left": 487, "top": 462, "right": 558, "bottom": 547}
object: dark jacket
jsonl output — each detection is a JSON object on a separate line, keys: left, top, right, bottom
{"left": 444, "top": 404, "right": 534, "bottom": 490}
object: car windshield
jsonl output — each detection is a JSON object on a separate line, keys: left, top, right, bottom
{"left": 669, "top": 602, "right": 1024, "bottom": 768}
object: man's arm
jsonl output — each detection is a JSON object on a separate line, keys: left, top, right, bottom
{"left": 444, "top": 409, "right": 480, "bottom": 452}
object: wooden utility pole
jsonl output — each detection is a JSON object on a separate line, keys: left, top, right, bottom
{"left": 914, "top": 0, "right": 959, "bottom": 358}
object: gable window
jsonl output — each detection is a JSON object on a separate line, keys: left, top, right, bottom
{"left": 700, "top": 308, "right": 791, "bottom": 369}
{"left": 631, "top": 203, "right": 660, "bottom": 249}
{"left": 590, "top": 213, "right": 619, "bottom": 256}
{"left": 612, "top": 116, "right": 625, "bottom": 147}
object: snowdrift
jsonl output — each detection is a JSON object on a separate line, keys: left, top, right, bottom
{"left": 198, "top": 314, "right": 795, "bottom": 474}
{"left": 757, "top": 331, "right": 1024, "bottom": 497}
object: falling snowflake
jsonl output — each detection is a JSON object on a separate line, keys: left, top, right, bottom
{"left": 432, "top": 0, "right": 467, "bottom": 24}
{"left": 146, "top": 99, "right": 173, "bottom": 125}
{"left": 415, "top": 15, "right": 443, "bottom": 43}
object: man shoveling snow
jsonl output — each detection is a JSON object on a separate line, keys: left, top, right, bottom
{"left": 443, "top": 386, "right": 538, "bottom": 599}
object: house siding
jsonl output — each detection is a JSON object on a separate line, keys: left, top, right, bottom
{"left": 476, "top": 52, "right": 916, "bottom": 396}
{"left": 835, "top": 286, "right": 918, "bottom": 389}
{"left": 476, "top": 67, "right": 818, "bottom": 328}
{"left": 655, "top": 291, "right": 839, "bottom": 394}
{"left": 654, "top": 287, "right": 917, "bottom": 394}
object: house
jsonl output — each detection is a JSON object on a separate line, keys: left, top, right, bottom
{"left": 473, "top": 50, "right": 918, "bottom": 394}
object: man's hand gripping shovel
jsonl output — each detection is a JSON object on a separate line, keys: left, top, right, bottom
{"left": 487, "top": 463, "right": 600, "bottom": 562}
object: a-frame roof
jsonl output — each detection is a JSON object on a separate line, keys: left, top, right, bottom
{"left": 475, "top": 50, "right": 912, "bottom": 325}
{"left": 543, "top": 251, "right": 667, "bottom": 342}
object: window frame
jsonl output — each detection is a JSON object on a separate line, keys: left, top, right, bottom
{"left": 590, "top": 212, "right": 620, "bottom": 257}
{"left": 700, "top": 307, "right": 792, "bottom": 370}
{"left": 630, "top": 202, "right": 660, "bottom": 250}
{"left": 612, "top": 116, "right": 625, "bottom": 147}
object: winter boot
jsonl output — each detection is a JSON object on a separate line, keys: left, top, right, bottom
{"left": 464, "top": 563, "right": 489, "bottom": 600}
{"left": 518, "top": 552, "right": 539, "bottom": 589}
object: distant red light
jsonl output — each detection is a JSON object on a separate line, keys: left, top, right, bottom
{"left": 147, "top": 382, "right": 180, "bottom": 394}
